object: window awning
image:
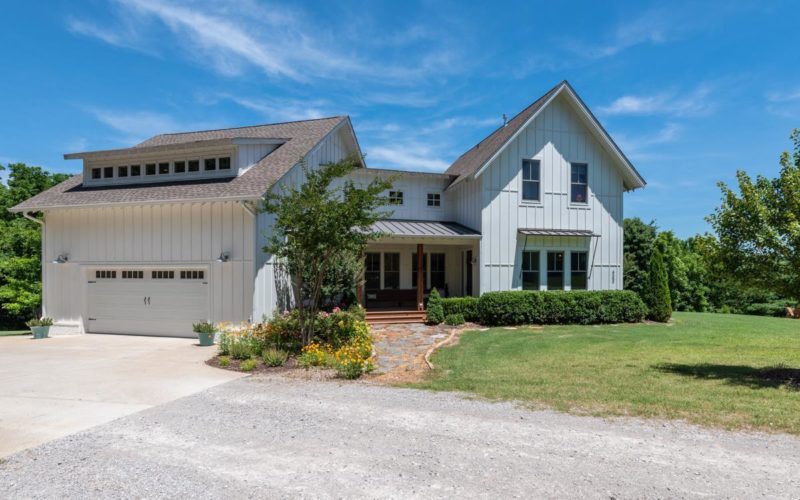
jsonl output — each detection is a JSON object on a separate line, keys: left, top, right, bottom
{"left": 518, "top": 228, "right": 599, "bottom": 237}
{"left": 371, "top": 220, "right": 481, "bottom": 239}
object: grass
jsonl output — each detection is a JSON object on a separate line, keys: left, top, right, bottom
{"left": 413, "top": 312, "right": 800, "bottom": 434}
{"left": 0, "top": 330, "right": 28, "bottom": 337}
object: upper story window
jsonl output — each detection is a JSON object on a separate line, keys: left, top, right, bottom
{"left": 389, "top": 191, "right": 404, "bottom": 205}
{"left": 427, "top": 193, "right": 441, "bottom": 207}
{"left": 571, "top": 163, "right": 588, "bottom": 204}
{"left": 522, "top": 159, "right": 540, "bottom": 202}
{"left": 86, "top": 155, "right": 234, "bottom": 186}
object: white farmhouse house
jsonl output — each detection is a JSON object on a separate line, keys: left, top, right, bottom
{"left": 12, "top": 81, "right": 645, "bottom": 337}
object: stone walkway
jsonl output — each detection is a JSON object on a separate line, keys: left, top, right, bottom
{"left": 370, "top": 322, "right": 460, "bottom": 382}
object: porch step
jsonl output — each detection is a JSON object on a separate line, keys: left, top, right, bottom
{"left": 366, "top": 310, "right": 426, "bottom": 325}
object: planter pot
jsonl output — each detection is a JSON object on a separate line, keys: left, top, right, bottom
{"left": 31, "top": 326, "right": 50, "bottom": 339}
{"left": 197, "top": 331, "right": 215, "bottom": 346}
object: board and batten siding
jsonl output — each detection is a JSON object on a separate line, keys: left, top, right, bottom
{"left": 42, "top": 201, "right": 255, "bottom": 333}
{"left": 253, "top": 123, "right": 356, "bottom": 321}
{"left": 479, "top": 94, "right": 624, "bottom": 293}
{"left": 342, "top": 170, "right": 454, "bottom": 222}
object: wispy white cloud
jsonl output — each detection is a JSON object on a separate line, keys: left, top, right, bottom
{"left": 614, "top": 123, "right": 682, "bottom": 161}
{"left": 210, "top": 94, "right": 334, "bottom": 122}
{"left": 84, "top": 107, "right": 222, "bottom": 144}
{"left": 766, "top": 88, "right": 800, "bottom": 102}
{"left": 367, "top": 143, "right": 450, "bottom": 172}
{"left": 576, "top": 9, "right": 671, "bottom": 59}
{"left": 67, "top": 0, "right": 468, "bottom": 86}
{"left": 599, "top": 84, "right": 715, "bottom": 117}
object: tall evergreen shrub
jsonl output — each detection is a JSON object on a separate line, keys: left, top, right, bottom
{"left": 644, "top": 248, "right": 672, "bottom": 322}
{"left": 426, "top": 288, "right": 445, "bottom": 325}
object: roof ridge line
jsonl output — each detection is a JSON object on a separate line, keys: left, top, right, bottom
{"left": 141, "top": 115, "right": 347, "bottom": 142}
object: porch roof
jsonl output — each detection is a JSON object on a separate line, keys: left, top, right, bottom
{"left": 518, "top": 228, "right": 599, "bottom": 237}
{"left": 371, "top": 219, "right": 481, "bottom": 239}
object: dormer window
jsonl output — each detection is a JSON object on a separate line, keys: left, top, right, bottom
{"left": 389, "top": 191, "right": 404, "bottom": 205}
{"left": 158, "top": 162, "right": 170, "bottom": 175}
{"left": 131, "top": 165, "right": 141, "bottom": 176}
{"left": 103, "top": 167, "right": 114, "bottom": 178}
{"left": 174, "top": 161, "right": 186, "bottom": 173}
{"left": 92, "top": 168, "right": 101, "bottom": 179}
{"left": 205, "top": 158, "right": 217, "bottom": 171}
{"left": 87, "top": 155, "right": 235, "bottom": 186}
{"left": 219, "top": 157, "right": 231, "bottom": 170}
{"left": 188, "top": 160, "right": 199, "bottom": 172}
{"left": 118, "top": 166, "right": 128, "bottom": 177}
{"left": 146, "top": 163, "right": 156, "bottom": 176}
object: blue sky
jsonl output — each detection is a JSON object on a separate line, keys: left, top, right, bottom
{"left": 1, "top": 0, "right": 798, "bottom": 237}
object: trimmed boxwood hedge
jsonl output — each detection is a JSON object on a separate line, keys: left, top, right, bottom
{"left": 476, "top": 290, "right": 647, "bottom": 326}
{"left": 441, "top": 296, "right": 480, "bottom": 323}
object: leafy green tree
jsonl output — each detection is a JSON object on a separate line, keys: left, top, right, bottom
{"left": 656, "top": 231, "right": 709, "bottom": 312}
{"left": 707, "top": 129, "right": 800, "bottom": 305}
{"left": 643, "top": 248, "right": 672, "bottom": 322}
{"left": 261, "top": 156, "right": 392, "bottom": 345}
{"left": 0, "top": 163, "right": 70, "bottom": 327}
{"left": 623, "top": 217, "right": 657, "bottom": 297}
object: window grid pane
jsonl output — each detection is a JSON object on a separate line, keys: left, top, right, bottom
{"left": 389, "top": 191, "right": 404, "bottom": 205}
{"left": 522, "top": 250, "right": 540, "bottom": 290}
{"left": 571, "top": 163, "right": 588, "bottom": 203}
{"left": 571, "top": 251, "right": 588, "bottom": 290}
{"left": 365, "top": 253, "right": 380, "bottom": 289}
{"left": 427, "top": 193, "right": 441, "bottom": 207}
{"left": 118, "top": 166, "right": 128, "bottom": 177}
{"left": 130, "top": 165, "right": 141, "bottom": 176}
{"left": 174, "top": 161, "right": 186, "bottom": 173}
{"left": 383, "top": 253, "right": 400, "bottom": 289}
{"left": 430, "top": 253, "right": 445, "bottom": 291}
{"left": 547, "top": 252, "right": 564, "bottom": 290}
{"left": 522, "top": 159, "right": 541, "bottom": 201}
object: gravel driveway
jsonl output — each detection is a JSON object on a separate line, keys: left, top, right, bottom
{"left": 1, "top": 374, "right": 798, "bottom": 499}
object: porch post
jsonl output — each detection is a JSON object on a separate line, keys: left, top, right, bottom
{"left": 417, "top": 243, "right": 424, "bottom": 310}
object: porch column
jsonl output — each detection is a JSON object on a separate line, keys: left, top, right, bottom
{"left": 417, "top": 243, "right": 424, "bottom": 310}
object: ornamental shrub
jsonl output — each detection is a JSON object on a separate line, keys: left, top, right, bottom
{"left": 426, "top": 288, "right": 445, "bottom": 325}
{"left": 477, "top": 290, "right": 646, "bottom": 326}
{"left": 262, "top": 348, "right": 289, "bottom": 367}
{"left": 239, "top": 358, "right": 258, "bottom": 372}
{"left": 643, "top": 249, "right": 672, "bottom": 322}
{"left": 441, "top": 296, "right": 479, "bottom": 322}
{"left": 444, "top": 313, "right": 465, "bottom": 326}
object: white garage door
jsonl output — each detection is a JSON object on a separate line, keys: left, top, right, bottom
{"left": 87, "top": 269, "right": 209, "bottom": 338}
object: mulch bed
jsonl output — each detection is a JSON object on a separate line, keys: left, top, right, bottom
{"left": 206, "top": 355, "right": 338, "bottom": 381}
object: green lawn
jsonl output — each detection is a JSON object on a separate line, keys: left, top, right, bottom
{"left": 0, "top": 330, "right": 28, "bottom": 337}
{"left": 413, "top": 312, "right": 800, "bottom": 434}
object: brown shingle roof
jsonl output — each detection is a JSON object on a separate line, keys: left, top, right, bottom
{"left": 12, "top": 116, "right": 348, "bottom": 211}
{"left": 445, "top": 81, "right": 563, "bottom": 183}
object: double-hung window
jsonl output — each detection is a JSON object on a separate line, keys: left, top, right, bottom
{"left": 571, "top": 252, "right": 588, "bottom": 290}
{"left": 430, "top": 253, "right": 445, "bottom": 291}
{"left": 547, "top": 251, "right": 564, "bottom": 290}
{"left": 571, "top": 163, "right": 588, "bottom": 203}
{"left": 389, "top": 191, "right": 404, "bottom": 205}
{"left": 522, "top": 251, "right": 540, "bottom": 290}
{"left": 522, "top": 159, "right": 540, "bottom": 202}
{"left": 364, "top": 253, "right": 381, "bottom": 289}
{"left": 383, "top": 253, "right": 400, "bottom": 289}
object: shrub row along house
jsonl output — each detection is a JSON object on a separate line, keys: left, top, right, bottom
{"left": 11, "top": 81, "right": 645, "bottom": 337}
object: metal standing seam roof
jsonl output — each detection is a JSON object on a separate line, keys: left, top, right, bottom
{"left": 11, "top": 116, "right": 349, "bottom": 212}
{"left": 371, "top": 220, "right": 481, "bottom": 238}
{"left": 518, "top": 228, "right": 599, "bottom": 237}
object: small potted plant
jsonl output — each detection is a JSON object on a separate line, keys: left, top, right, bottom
{"left": 193, "top": 321, "right": 216, "bottom": 346}
{"left": 27, "top": 317, "right": 54, "bottom": 339}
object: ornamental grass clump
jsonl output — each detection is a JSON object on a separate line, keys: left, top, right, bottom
{"left": 217, "top": 322, "right": 266, "bottom": 359}
{"left": 262, "top": 347, "right": 289, "bottom": 367}
{"left": 239, "top": 358, "right": 258, "bottom": 372}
